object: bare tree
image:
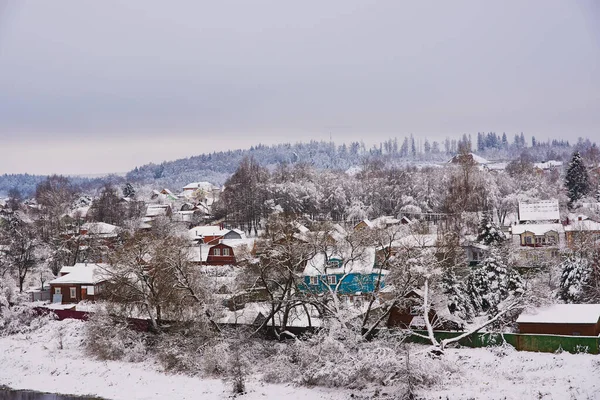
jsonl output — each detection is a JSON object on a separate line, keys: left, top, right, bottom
{"left": 103, "top": 230, "right": 217, "bottom": 332}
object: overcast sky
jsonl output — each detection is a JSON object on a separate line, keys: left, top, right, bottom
{"left": 0, "top": 0, "right": 599, "bottom": 175}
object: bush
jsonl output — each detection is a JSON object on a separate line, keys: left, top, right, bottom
{"left": 84, "top": 311, "right": 147, "bottom": 362}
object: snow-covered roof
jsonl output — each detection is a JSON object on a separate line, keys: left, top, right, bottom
{"left": 48, "top": 263, "right": 108, "bottom": 285}
{"left": 517, "top": 304, "right": 600, "bottom": 325}
{"left": 534, "top": 160, "right": 563, "bottom": 170}
{"left": 372, "top": 216, "right": 401, "bottom": 227}
{"left": 485, "top": 162, "right": 508, "bottom": 171}
{"left": 293, "top": 221, "right": 310, "bottom": 234}
{"left": 186, "top": 246, "right": 210, "bottom": 263}
{"left": 448, "top": 153, "right": 489, "bottom": 165}
{"left": 387, "top": 234, "right": 438, "bottom": 249}
{"left": 188, "top": 226, "right": 229, "bottom": 240}
{"left": 511, "top": 223, "right": 564, "bottom": 236}
{"left": 564, "top": 220, "right": 600, "bottom": 232}
{"left": 183, "top": 181, "right": 214, "bottom": 191}
{"left": 303, "top": 247, "right": 386, "bottom": 276}
{"left": 58, "top": 265, "right": 75, "bottom": 275}
{"left": 81, "top": 222, "right": 119, "bottom": 237}
{"left": 518, "top": 200, "right": 560, "bottom": 222}
{"left": 145, "top": 205, "right": 170, "bottom": 217}
{"left": 69, "top": 206, "right": 90, "bottom": 219}
{"left": 220, "top": 238, "right": 255, "bottom": 250}
{"left": 355, "top": 219, "right": 374, "bottom": 229}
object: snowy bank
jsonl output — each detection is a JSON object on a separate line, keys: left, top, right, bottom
{"left": 0, "top": 320, "right": 346, "bottom": 400}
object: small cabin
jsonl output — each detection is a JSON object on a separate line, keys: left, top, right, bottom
{"left": 206, "top": 243, "right": 236, "bottom": 265}
{"left": 48, "top": 263, "right": 107, "bottom": 304}
{"left": 517, "top": 304, "right": 600, "bottom": 336}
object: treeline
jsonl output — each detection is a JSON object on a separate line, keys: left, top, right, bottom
{"left": 1, "top": 134, "right": 594, "bottom": 196}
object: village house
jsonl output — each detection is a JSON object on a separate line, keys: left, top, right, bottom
{"left": 188, "top": 225, "right": 230, "bottom": 245}
{"left": 564, "top": 216, "right": 600, "bottom": 248}
{"left": 510, "top": 200, "right": 563, "bottom": 263}
{"left": 517, "top": 304, "right": 600, "bottom": 336}
{"left": 145, "top": 204, "right": 173, "bottom": 220}
{"left": 300, "top": 247, "right": 388, "bottom": 298}
{"left": 48, "top": 263, "right": 108, "bottom": 304}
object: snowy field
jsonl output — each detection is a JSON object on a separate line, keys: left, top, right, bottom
{"left": 0, "top": 319, "right": 599, "bottom": 400}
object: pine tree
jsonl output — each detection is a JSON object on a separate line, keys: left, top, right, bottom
{"left": 476, "top": 212, "right": 504, "bottom": 245}
{"left": 565, "top": 151, "right": 590, "bottom": 207}
{"left": 466, "top": 246, "right": 524, "bottom": 314}
{"left": 442, "top": 266, "right": 472, "bottom": 321}
{"left": 559, "top": 254, "right": 591, "bottom": 303}
{"left": 123, "top": 182, "right": 136, "bottom": 199}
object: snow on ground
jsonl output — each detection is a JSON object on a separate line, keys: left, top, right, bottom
{"left": 432, "top": 345, "right": 600, "bottom": 400}
{"left": 0, "top": 320, "right": 346, "bottom": 400}
{"left": 1, "top": 319, "right": 599, "bottom": 400}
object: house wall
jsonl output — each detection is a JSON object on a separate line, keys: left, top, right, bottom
{"left": 202, "top": 235, "right": 224, "bottom": 245}
{"left": 223, "top": 231, "right": 242, "bottom": 240}
{"left": 518, "top": 321, "right": 600, "bottom": 336}
{"left": 300, "top": 273, "right": 385, "bottom": 295}
{"left": 566, "top": 231, "right": 600, "bottom": 247}
{"left": 387, "top": 307, "right": 437, "bottom": 329}
{"left": 50, "top": 283, "right": 98, "bottom": 304}
{"left": 206, "top": 244, "right": 236, "bottom": 265}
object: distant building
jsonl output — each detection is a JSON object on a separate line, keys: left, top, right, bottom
{"left": 517, "top": 200, "right": 560, "bottom": 223}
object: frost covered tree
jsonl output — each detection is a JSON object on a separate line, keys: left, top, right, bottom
{"left": 89, "top": 184, "right": 126, "bottom": 226}
{"left": 123, "top": 182, "right": 136, "bottom": 198}
{"left": 103, "top": 228, "right": 219, "bottom": 332}
{"left": 0, "top": 212, "right": 38, "bottom": 292}
{"left": 558, "top": 254, "right": 592, "bottom": 303}
{"left": 466, "top": 246, "right": 524, "bottom": 315}
{"left": 565, "top": 151, "right": 590, "bottom": 207}
{"left": 476, "top": 212, "right": 504, "bottom": 245}
{"left": 218, "top": 156, "right": 269, "bottom": 235}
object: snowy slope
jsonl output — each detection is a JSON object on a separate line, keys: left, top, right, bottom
{"left": 1, "top": 320, "right": 599, "bottom": 400}
{"left": 0, "top": 320, "right": 346, "bottom": 400}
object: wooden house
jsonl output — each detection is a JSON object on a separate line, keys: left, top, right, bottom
{"left": 300, "top": 247, "right": 388, "bottom": 297}
{"left": 387, "top": 290, "right": 437, "bottom": 329}
{"left": 188, "top": 225, "right": 229, "bottom": 245}
{"left": 564, "top": 218, "right": 600, "bottom": 247}
{"left": 517, "top": 304, "right": 600, "bottom": 336}
{"left": 206, "top": 243, "right": 236, "bottom": 265}
{"left": 48, "top": 263, "right": 108, "bottom": 304}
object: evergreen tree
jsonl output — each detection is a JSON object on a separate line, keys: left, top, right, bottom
{"left": 565, "top": 151, "right": 590, "bottom": 207}
{"left": 466, "top": 246, "right": 524, "bottom": 314}
{"left": 476, "top": 212, "right": 504, "bottom": 245}
{"left": 442, "top": 266, "right": 472, "bottom": 321}
{"left": 559, "top": 254, "right": 591, "bottom": 303}
{"left": 123, "top": 182, "right": 136, "bottom": 199}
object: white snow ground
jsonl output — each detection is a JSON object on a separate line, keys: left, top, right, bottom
{"left": 0, "top": 319, "right": 599, "bottom": 400}
{"left": 0, "top": 320, "right": 346, "bottom": 400}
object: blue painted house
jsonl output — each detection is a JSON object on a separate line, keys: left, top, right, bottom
{"left": 299, "top": 247, "right": 389, "bottom": 296}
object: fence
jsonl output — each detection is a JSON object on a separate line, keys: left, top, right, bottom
{"left": 29, "top": 291, "right": 51, "bottom": 302}
{"left": 408, "top": 330, "right": 600, "bottom": 354}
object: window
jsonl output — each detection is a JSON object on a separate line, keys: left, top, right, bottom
{"left": 327, "top": 275, "right": 337, "bottom": 285}
{"left": 213, "top": 248, "right": 221, "bottom": 256}
{"left": 70, "top": 287, "right": 76, "bottom": 299}
{"left": 309, "top": 276, "right": 319, "bottom": 285}
{"left": 410, "top": 306, "right": 421, "bottom": 316}
{"left": 525, "top": 236, "right": 532, "bottom": 245}
{"left": 223, "top": 248, "right": 230, "bottom": 256}
{"left": 326, "top": 259, "right": 342, "bottom": 269}
{"left": 54, "top": 287, "right": 61, "bottom": 295}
